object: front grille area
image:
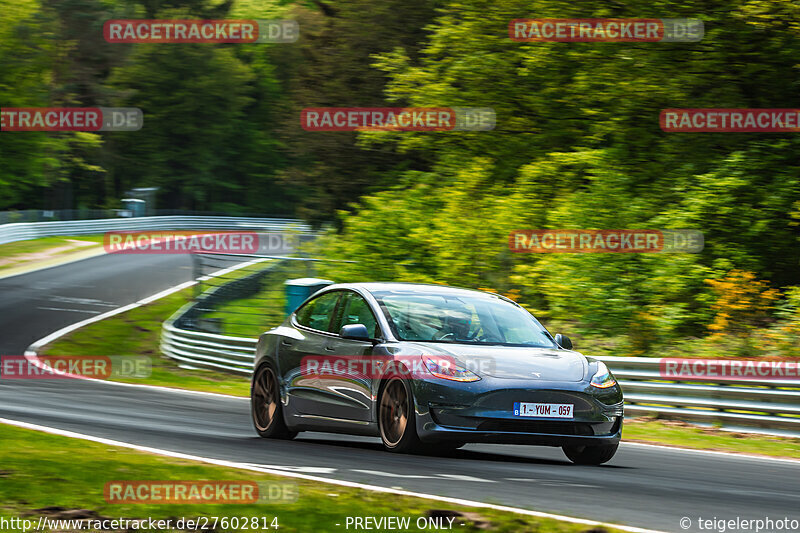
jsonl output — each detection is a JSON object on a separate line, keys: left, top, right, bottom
{"left": 476, "top": 420, "right": 595, "bottom": 435}
{"left": 430, "top": 407, "right": 621, "bottom": 437}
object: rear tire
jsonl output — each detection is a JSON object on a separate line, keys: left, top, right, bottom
{"left": 562, "top": 442, "right": 618, "bottom": 465}
{"left": 251, "top": 364, "right": 296, "bottom": 439}
{"left": 378, "top": 377, "right": 424, "bottom": 453}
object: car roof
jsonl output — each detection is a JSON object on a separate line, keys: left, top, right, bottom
{"left": 326, "top": 282, "right": 504, "bottom": 299}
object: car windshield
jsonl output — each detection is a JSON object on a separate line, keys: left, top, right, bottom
{"left": 372, "top": 290, "right": 557, "bottom": 347}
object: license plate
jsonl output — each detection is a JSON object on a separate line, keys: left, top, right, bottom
{"left": 513, "top": 402, "right": 573, "bottom": 419}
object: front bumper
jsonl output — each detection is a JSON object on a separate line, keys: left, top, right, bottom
{"left": 412, "top": 377, "right": 624, "bottom": 446}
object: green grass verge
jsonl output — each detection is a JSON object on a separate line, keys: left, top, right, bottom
{"left": 622, "top": 417, "right": 800, "bottom": 459}
{"left": 0, "top": 235, "right": 104, "bottom": 258}
{"left": 197, "top": 261, "right": 310, "bottom": 338}
{"left": 43, "top": 288, "right": 250, "bottom": 397}
{"left": 200, "top": 291, "right": 286, "bottom": 338}
{"left": 0, "top": 235, "right": 104, "bottom": 274}
{"left": 0, "top": 424, "right": 625, "bottom": 533}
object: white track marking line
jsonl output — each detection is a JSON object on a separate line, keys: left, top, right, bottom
{"left": 25, "top": 258, "right": 263, "bottom": 356}
{"left": 436, "top": 473, "right": 496, "bottom": 483}
{"left": 36, "top": 307, "right": 100, "bottom": 315}
{"left": 21, "top": 260, "right": 263, "bottom": 400}
{"left": 350, "top": 469, "right": 433, "bottom": 479}
{"left": 49, "top": 296, "right": 118, "bottom": 307}
{"left": 0, "top": 417, "right": 666, "bottom": 533}
{"left": 247, "top": 464, "right": 339, "bottom": 474}
{"left": 25, "top": 280, "right": 195, "bottom": 354}
{"left": 36, "top": 307, "right": 102, "bottom": 314}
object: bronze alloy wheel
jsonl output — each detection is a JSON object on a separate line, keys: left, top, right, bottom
{"left": 252, "top": 366, "right": 278, "bottom": 432}
{"left": 379, "top": 378, "right": 409, "bottom": 448}
{"left": 251, "top": 365, "right": 296, "bottom": 439}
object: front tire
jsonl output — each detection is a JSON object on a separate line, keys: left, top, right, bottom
{"left": 378, "top": 377, "right": 424, "bottom": 453}
{"left": 251, "top": 364, "right": 296, "bottom": 439}
{"left": 562, "top": 442, "right": 618, "bottom": 465}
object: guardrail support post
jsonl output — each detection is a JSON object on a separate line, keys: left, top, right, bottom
{"left": 192, "top": 253, "right": 201, "bottom": 300}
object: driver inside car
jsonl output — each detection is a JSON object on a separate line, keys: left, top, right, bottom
{"left": 436, "top": 311, "right": 472, "bottom": 340}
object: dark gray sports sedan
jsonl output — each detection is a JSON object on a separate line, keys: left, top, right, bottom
{"left": 251, "top": 283, "right": 623, "bottom": 464}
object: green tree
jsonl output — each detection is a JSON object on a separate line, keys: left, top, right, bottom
{"left": 317, "top": 0, "right": 800, "bottom": 355}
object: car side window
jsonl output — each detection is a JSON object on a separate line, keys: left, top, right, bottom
{"left": 337, "top": 292, "right": 380, "bottom": 338}
{"left": 294, "top": 292, "right": 341, "bottom": 332}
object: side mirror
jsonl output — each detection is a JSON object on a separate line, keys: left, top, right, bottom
{"left": 554, "top": 333, "right": 573, "bottom": 350}
{"left": 339, "top": 324, "right": 372, "bottom": 342}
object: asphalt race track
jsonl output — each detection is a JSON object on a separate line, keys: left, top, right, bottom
{"left": 0, "top": 253, "right": 194, "bottom": 354}
{"left": 1, "top": 255, "right": 799, "bottom": 533}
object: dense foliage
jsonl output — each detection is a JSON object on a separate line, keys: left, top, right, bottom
{"left": 311, "top": 0, "right": 800, "bottom": 356}
{"left": 1, "top": 0, "right": 799, "bottom": 354}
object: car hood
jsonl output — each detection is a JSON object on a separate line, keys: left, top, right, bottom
{"left": 402, "top": 342, "right": 587, "bottom": 382}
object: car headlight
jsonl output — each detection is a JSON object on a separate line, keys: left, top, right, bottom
{"left": 423, "top": 356, "right": 481, "bottom": 382}
{"left": 590, "top": 361, "right": 617, "bottom": 389}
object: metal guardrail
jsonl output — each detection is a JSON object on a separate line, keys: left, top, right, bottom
{"left": 161, "top": 318, "right": 258, "bottom": 374}
{"left": 160, "top": 257, "right": 279, "bottom": 374}
{"left": 595, "top": 356, "right": 800, "bottom": 436}
{"left": 0, "top": 215, "right": 310, "bottom": 245}
{"left": 0, "top": 208, "right": 296, "bottom": 225}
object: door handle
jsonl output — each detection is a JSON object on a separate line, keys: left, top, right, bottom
{"left": 324, "top": 345, "right": 336, "bottom": 352}
{"left": 281, "top": 340, "right": 294, "bottom": 347}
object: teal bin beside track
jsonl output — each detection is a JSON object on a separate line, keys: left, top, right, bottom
{"left": 285, "top": 278, "right": 334, "bottom": 316}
